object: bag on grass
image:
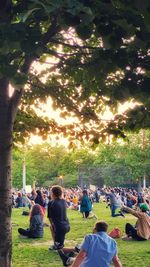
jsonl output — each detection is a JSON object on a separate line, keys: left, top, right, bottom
{"left": 108, "top": 227, "right": 122, "bottom": 238}
{"left": 22, "top": 211, "right": 29, "bottom": 216}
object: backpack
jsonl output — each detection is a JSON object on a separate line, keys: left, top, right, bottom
{"left": 22, "top": 211, "right": 29, "bottom": 216}
{"left": 108, "top": 227, "right": 122, "bottom": 238}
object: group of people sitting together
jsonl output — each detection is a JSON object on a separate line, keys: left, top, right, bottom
{"left": 15, "top": 185, "right": 150, "bottom": 267}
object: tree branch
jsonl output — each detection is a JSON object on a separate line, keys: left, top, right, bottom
{"left": 42, "top": 17, "right": 61, "bottom": 44}
{"left": 50, "top": 39, "right": 101, "bottom": 50}
{"left": 0, "top": 0, "right": 12, "bottom": 23}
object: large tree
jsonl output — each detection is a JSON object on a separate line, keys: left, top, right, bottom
{"left": 1, "top": 0, "right": 150, "bottom": 266}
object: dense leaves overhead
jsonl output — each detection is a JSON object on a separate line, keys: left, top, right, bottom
{"left": 1, "top": 0, "right": 150, "bottom": 143}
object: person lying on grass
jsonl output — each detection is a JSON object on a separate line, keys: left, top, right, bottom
{"left": 121, "top": 203, "right": 150, "bottom": 241}
{"left": 18, "top": 204, "right": 44, "bottom": 238}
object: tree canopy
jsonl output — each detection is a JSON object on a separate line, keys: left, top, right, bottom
{"left": 1, "top": 0, "right": 150, "bottom": 144}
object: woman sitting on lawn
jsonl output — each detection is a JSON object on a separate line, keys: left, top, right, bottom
{"left": 18, "top": 204, "right": 44, "bottom": 238}
{"left": 122, "top": 203, "right": 150, "bottom": 241}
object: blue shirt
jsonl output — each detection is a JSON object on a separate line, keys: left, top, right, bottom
{"left": 80, "top": 232, "right": 117, "bottom": 267}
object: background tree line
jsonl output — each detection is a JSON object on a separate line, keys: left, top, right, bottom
{"left": 12, "top": 129, "right": 150, "bottom": 188}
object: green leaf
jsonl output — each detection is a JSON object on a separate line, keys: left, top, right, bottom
{"left": 76, "top": 24, "right": 93, "bottom": 40}
{"left": 143, "top": 11, "right": 150, "bottom": 31}
{"left": 11, "top": 73, "right": 28, "bottom": 88}
{"left": 134, "top": 0, "right": 150, "bottom": 11}
{"left": 0, "top": 64, "right": 18, "bottom": 78}
{"left": 19, "top": 8, "right": 40, "bottom": 22}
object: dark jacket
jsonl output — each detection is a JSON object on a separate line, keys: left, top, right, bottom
{"left": 29, "top": 214, "right": 44, "bottom": 238}
{"left": 35, "top": 195, "right": 45, "bottom": 208}
{"left": 47, "top": 199, "right": 70, "bottom": 231}
{"left": 15, "top": 196, "right": 23, "bottom": 208}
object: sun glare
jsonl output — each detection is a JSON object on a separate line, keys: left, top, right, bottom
{"left": 29, "top": 54, "right": 140, "bottom": 147}
{"left": 29, "top": 133, "right": 70, "bottom": 147}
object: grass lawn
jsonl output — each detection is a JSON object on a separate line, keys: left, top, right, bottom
{"left": 12, "top": 203, "right": 150, "bottom": 267}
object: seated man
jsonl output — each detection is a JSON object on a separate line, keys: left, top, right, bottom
{"left": 71, "top": 221, "right": 122, "bottom": 267}
{"left": 122, "top": 203, "right": 150, "bottom": 241}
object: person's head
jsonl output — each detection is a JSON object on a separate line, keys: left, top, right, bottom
{"left": 82, "top": 190, "right": 88, "bottom": 195}
{"left": 93, "top": 221, "right": 108, "bottom": 233}
{"left": 140, "top": 203, "right": 149, "bottom": 212}
{"left": 36, "top": 190, "right": 42, "bottom": 197}
{"left": 30, "top": 204, "right": 43, "bottom": 220}
{"left": 51, "top": 185, "right": 63, "bottom": 199}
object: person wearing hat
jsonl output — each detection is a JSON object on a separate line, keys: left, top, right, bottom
{"left": 122, "top": 203, "right": 150, "bottom": 241}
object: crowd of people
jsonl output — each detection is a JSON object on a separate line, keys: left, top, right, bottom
{"left": 12, "top": 185, "right": 150, "bottom": 266}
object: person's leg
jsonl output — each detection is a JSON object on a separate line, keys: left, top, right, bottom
{"left": 134, "top": 235, "right": 147, "bottom": 241}
{"left": 18, "top": 228, "right": 30, "bottom": 237}
{"left": 54, "top": 228, "right": 66, "bottom": 249}
{"left": 125, "top": 223, "right": 136, "bottom": 237}
{"left": 111, "top": 204, "right": 116, "bottom": 217}
{"left": 57, "top": 249, "right": 69, "bottom": 266}
{"left": 58, "top": 249, "right": 75, "bottom": 266}
{"left": 49, "top": 224, "right": 69, "bottom": 250}
{"left": 50, "top": 224, "right": 55, "bottom": 243}
{"left": 48, "top": 224, "right": 56, "bottom": 249}
{"left": 55, "top": 228, "right": 75, "bottom": 266}
{"left": 88, "top": 212, "right": 98, "bottom": 219}
{"left": 82, "top": 212, "right": 85, "bottom": 218}
{"left": 111, "top": 205, "right": 124, "bottom": 217}
{"left": 125, "top": 223, "right": 146, "bottom": 241}
{"left": 85, "top": 211, "right": 90, "bottom": 218}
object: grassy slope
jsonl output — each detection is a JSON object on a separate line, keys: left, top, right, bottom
{"left": 12, "top": 203, "right": 150, "bottom": 267}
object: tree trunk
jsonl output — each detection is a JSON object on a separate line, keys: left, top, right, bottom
{"left": 143, "top": 174, "right": 146, "bottom": 190}
{"left": 0, "top": 78, "right": 13, "bottom": 267}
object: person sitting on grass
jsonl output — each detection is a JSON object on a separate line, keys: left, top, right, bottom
{"left": 18, "top": 204, "right": 44, "bottom": 238}
{"left": 122, "top": 203, "right": 150, "bottom": 241}
{"left": 70, "top": 221, "right": 122, "bottom": 267}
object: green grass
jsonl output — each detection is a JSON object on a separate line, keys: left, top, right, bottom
{"left": 12, "top": 203, "right": 150, "bottom": 267}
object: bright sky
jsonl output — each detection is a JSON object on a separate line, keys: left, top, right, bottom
{"left": 29, "top": 97, "right": 139, "bottom": 147}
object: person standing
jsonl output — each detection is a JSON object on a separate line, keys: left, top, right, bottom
{"left": 47, "top": 185, "right": 70, "bottom": 250}
{"left": 71, "top": 221, "right": 122, "bottom": 267}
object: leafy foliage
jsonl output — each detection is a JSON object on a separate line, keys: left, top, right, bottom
{"left": 1, "top": 0, "right": 150, "bottom": 144}
{"left": 12, "top": 130, "right": 150, "bottom": 187}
